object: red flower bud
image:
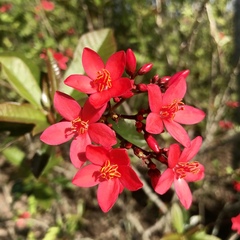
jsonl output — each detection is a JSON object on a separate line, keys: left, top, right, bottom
{"left": 126, "top": 49, "right": 137, "bottom": 76}
{"left": 137, "top": 83, "right": 148, "bottom": 92}
{"left": 151, "top": 74, "right": 159, "bottom": 83}
{"left": 148, "top": 168, "right": 161, "bottom": 188}
{"left": 144, "top": 133, "right": 160, "bottom": 153}
{"left": 138, "top": 63, "right": 153, "bottom": 75}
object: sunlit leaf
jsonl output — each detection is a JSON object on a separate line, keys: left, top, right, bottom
{"left": 0, "top": 102, "right": 49, "bottom": 135}
{"left": 160, "top": 233, "right": 183, "bottom": 240}
{"left": 189, "top": 230, "right": 222, "bottom": 240}
{"left": 0, "top": 53, "right": 41, "bottom": 107}
{"left": 2, "top": 146, "right": 25, "bottom": 167}
{"left": 61, "top": 28, "right": 117, "bottom": 97}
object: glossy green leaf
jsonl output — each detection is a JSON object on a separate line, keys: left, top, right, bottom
{"left": 0, "top": 53, "right": 41, "bottom": 107}
{"left": 43, "top": 227, "right": 60, "bottom": 240}
{"left": 171, "top": 203, "right": 185, "bottom": 234}
{"left": 110, "top": 118, "right": 145, "bottom": 147}
{"left": 60, "top": 28, "right": 117, "bottom": 96}
{"left": 0, "top": 102, "right": 49, "bottom": 135}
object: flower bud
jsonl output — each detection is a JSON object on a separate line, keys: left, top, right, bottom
{"left": 138, "top": 63, "right": 153, "bottom": 75}
{"left": 148, "top": 168, "right": 161, "bottom": 188}
{"left": 126, "top": 49, "right": 137, "bottom": 76}
{"left": 151, "top": 74, "right": 159, "bottom": 83}
{"left": 137, "top": 83, "right": 148, "bottom": 92}
{"left": 144, "top": 133, "right": 160, "bottom": 153}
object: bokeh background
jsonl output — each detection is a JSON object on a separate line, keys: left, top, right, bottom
{"left": 0, "top": 0, "right": 240, "bottom": 239}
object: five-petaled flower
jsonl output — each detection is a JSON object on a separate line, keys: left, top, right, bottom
{"left": 72, "top": 145, "right": 143, "bottom": 212}
{"left": 154, "top": 136, "right": 204, "bottom": 209}
{"left": 231, "top": 214, "right": 240, "bottom": 235}
{"left": 146, "top": 78, "right": 205, "bottom": 147}
{"left": 40, "top": 91, "right": 117, "bottom": 168}
{"left": 64, "top": 48, "right": 132, "bottom": 109}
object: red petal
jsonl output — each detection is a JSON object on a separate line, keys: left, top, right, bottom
{"left": 105, "top": 51, "right": 126, "bottom": 80}
{"left": 97, "top": 179, "right": 120, "bottom": 212}
{"left": 147, "top": 84, "right": 163, "bottom": 113}
{"left": 54, "top": 91, "right": 81, "bottom": 120}
{"left": 69, "top": 134, "right": 91, "bottom": 168}
{"left": 89, "top": 91, "right": 111, "bottom": 109}
{"left": 109, "top": 78, "right": 132, "bottom": 97}
{"left": 184, "top": 163, "right": 204, "bottom": 182}
{"left": 146, "top": 112, "right": 164, "bottom": 134}
{"left": 163, "top": 77, "right": 186, "bottom": 105}
{"left": 118, "top": 166, "right": 143, "bottom": 191}
{"left": 168, "top": 144, "right": 181, "bottom": 168}
{"left": 174, "top": 105, "right": 205, "bottom": 124}
{"left": 167, "top": 70, "right": 189, "bottom": 88}
{"left": 82, "top": 48, "right": 104, "bottom": 79}
{"left": 81, "top": 99, "right": 106, "bottom": 123}
{"left": 88, "top": 123, "right": 117, "bottom": 147}
{"left": 72, "top": 164, "right": 100, "bottom": 187}
{"left": 86, "top": 145, "right": 109, "bottom": 166}
{"left": 154, "top": 168, "right": 174, "bottom": 194}
{"left": 164, "top": 120, "right": 191, "bottom": 147}
{"left": 40, "top": 122, "right": 73, "bottom": 145}
{"left": 179, "top": 136, "right": 202, "bottom": 162}
{"left": 64, "top": 74, "right": 96, "bottom": 94}
{"left": 109, "top": 148, "right": 130, "bottom": 165}
{"left": 174, "top": 178, "right": 192, "bottom": 209}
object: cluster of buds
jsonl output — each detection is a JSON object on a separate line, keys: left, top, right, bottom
{"left": 40, "top": 47, "right": 205, "bottom": 212}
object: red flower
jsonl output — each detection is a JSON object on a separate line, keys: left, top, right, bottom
{"left": 40, "top": 91, "right": 117, "bottom": 168}
{"left": 233, "top": 181, "right": 240, "bottom": 192}
{"left": 0, "top": 3, "right": 12, "bottom": 13}
{"left": 219, "top": 120, "right": 234, "bottom": 130}
{"left": 231, "top": 214, "right": 240, "bottom": 235}
{"left": 154, "top": 137, "right": 204, "bottom": 209}
{"left": 64, "top": 48, "right": 132, "bottom": 108}
{"left": 72, "top": 145, "right": 143, "bottom": 212}
{"left": 146, "top": 78, "right": 205, "bottom": 147}
{"left": 53, "top": 52, "right": 69, "bottom": 70}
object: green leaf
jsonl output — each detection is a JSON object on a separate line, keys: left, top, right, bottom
{"left": 60, "top": 28, "right": 117, "bottom": 96}
{"left": 0, "top": 53, "right": 42, "bottom": 107}
{"left": 42, "top": 227, "right": 60, "bottom": 240}
{"left": 0, "top": 102, "right": 49, "bottom": 135}
{"left": 160, "top": 233, "right": 184, "bottom": 240}
{"left": 190, "top": 230, "right": 222, "bottom": 240}
{"left": 2, "top": 146, "right": 25, "bottom": 167}
{"left": 171, "top": 203, "right": 185, "bottom": 234}
{"left": 110, "top": 118, "right": 145, "bottom": 148}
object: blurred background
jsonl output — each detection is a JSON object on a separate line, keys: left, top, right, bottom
{"left": 0, "top": 0, "right": 240, "bottom": 239}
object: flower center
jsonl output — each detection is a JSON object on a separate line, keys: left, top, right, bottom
{"left": 92, "top": 69, "right": 112, "bottom": 92}
{"left": 99, "top": 160, "right": 121, "bottom": 181}
{"left": 71, "top": 117, "right": 89, "bottom": 134}
{"left": 160, "top": 99, "right": 184, "bottom": 119}
{"left": 174, "top": 161, "right": 200, "bottom": 179}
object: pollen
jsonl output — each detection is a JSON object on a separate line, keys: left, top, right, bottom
{"left": 92, "top": 69, "right": 112, "bottom": 92}
{"left": 174, "top": 161, "right": 200, "bottom": 179}
{"left": 99, "top": 160, "right": 121, "bottom": 180}
{"left": 160, "top": 99, "right": 184, "bottom": 119}
{"left": 71, "top": 117, "right": 89, "bottom": 134}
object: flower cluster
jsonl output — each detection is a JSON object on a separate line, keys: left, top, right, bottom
{"left": 40, "top": 47, "right": 206, "bottom": 212}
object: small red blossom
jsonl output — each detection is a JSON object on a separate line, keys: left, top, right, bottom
{"left": 146, "top": 78, "right": 205, "bottom": 147}
{"left": 53, "top": 52, "right": 69, "bottom": 70}
{"left": 35, "top": 0, "right": 55, "bottom": 12}
{"left": 231, "top": 214, "right": 240, "bottom": 235}
{"left": 0, "top": 3, "right": 12, "bottom": 13}
{"left": 72, "top": 145, "right": 143, "bottom": 212}
{"left": 40, "top": 91, "right": 117, "bottom": 168}
{"left": 219, "top": 120, "right": 234, "bottom": 130}
{"left": 233, "top": 181, "right": 240, "bottom": 192}
{"left": 64, "top": 48, "right": 132, "bottom": 109}
{"left": 154, "top": 137, "right": 204, "bottom": 209}
{"left": 226, "top": 100, "right": 240, "bottom": 108}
